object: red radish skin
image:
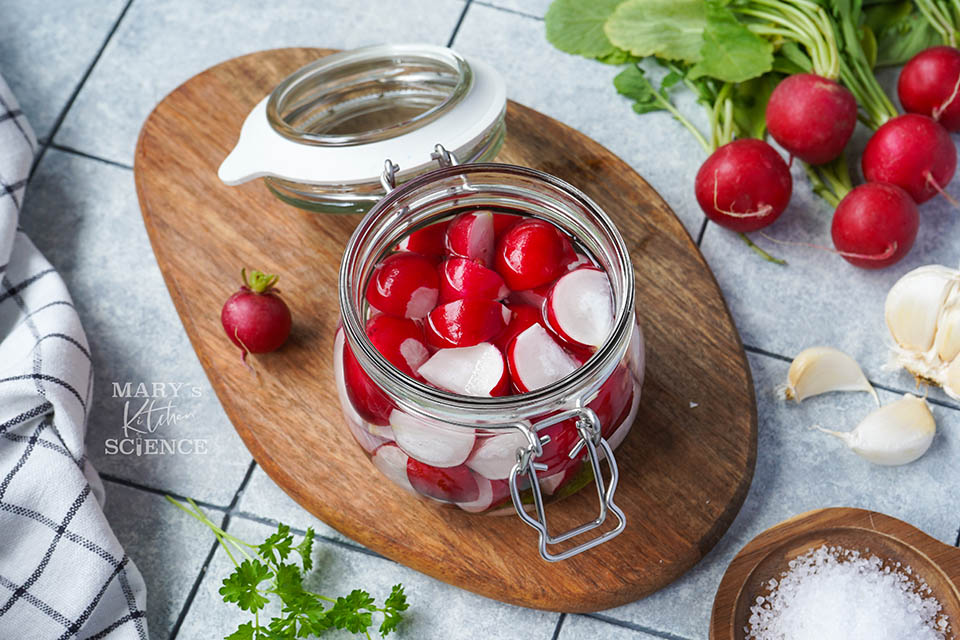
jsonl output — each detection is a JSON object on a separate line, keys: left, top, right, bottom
{"left": 493, "top": 304, "right": 543, "bottom": 351}
{"left": 417, "top": 343, "right": 510, "bottom": 397}
{"left": 438, "top": 257, "right": 509, "bottom": 302}
{"left": 507, "top": 285, "right": 551, "bottom": 309}
{"left": 492, "top": 213, "right": 522, "bottom": 240}
{"left": 694, "top": 139, "right": 792, "bottom": 232}
{"left": 342, "top": 338, "right": 395, "bottom": 425}
{"left": 495, "top": 219, "right": 577, "bottom": 291}
{"left": 406, "top": 459, "right": 480, "bottom": 503}
{"left": 446, "top": 211, "right": 496, "bottom": 266}
{"left": 221, "top": 269, "right": 291, "bottom": 358}
{"left": 765, "top": 73, "right": 858, "bottom": 165}
{"left": 425, "top": 299, "right": 510, "bottom": 348}
{"left": 862, "top": 114, "right": 957, "bottom": 204}
{"left": 898, "top": 46, "right": 960, "bottom": 132}
{"left": 396, "top": 221, "right": 448, "bottom": 257}
{"left": 545, "top": 266, "right": 614, "bottom": 349}
{"left": 365, "top": 252, "right": 439, "bottom": 319}
{"left": 831, "top": 183, "right": 919, "bottom": 269}
{"left": 365, "top": 315, "right": 429, "bottom": 377}
{"left": 457, "top": 475, "right": 511, "bottom": 512}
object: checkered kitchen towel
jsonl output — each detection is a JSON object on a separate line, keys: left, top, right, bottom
{"left": 0, "top": 75, "right": 147, "bottom": 638}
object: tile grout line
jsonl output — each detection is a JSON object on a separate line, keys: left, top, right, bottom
{"left": 167, "top": 459, "right": 257, "bottom": 639}
{"left": 48, "top": 142, "right": 134, "bottom": 171}
{"left": 549, "top": 612, "right": 566, "bottom": 640}
{"left": 472, "top": 0, "right": 542, "bottom": 21}
{"left": 446, "top": 0, "right": 474, "bottom": 47}
{"left": 742, "top": 344, "right": 960, "bottom": 412}
{"left": 100, "top": 472, "right": 230, "bottom": 512}
{"left": 582, "top": 613, "right": 696, "bottom": 640}
{"left": 29, "top": 0, "right": 137, "bottom": 180}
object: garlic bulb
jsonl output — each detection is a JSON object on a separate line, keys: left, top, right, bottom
{"left": 885, "top": 265, "right": 960, "bottom": 400}
{"left": 816, "top": 393, "right": 936, "bottom": 466}
{"left": 784, "top": 346, "right": 878, "bottom": 405}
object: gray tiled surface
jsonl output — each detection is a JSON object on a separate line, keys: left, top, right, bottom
{"left": 5, "top": 1, "right": 960, "bottom": 639}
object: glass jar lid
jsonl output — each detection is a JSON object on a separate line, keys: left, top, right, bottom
{"left": 218, "top": 44, "right": 507, "bottom": 211}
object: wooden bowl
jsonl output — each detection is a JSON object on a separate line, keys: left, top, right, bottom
{"left": 710, "top": 507, "right": 960, "bottom": 639}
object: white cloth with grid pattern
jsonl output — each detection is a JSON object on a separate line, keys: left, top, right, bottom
{"left": 0, "top": 75, "right": 148, "bottom": 639}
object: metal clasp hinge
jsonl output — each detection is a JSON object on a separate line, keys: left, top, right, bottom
{"left": 380, "top": 143, "right": 459, "bottom": 192}
{"left": 508, "top": 407, "right": 626, "bottom": 562}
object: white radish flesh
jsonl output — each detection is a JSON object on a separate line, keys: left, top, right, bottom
{"left": 417, "top": 343, "right": 507, "bottom": 396}
{"left": 457, "top": 474, "right": 495, "bottom": 512}
{"left": 466, "top": 431, "right": 528, "bottom": 480}
{"left": 509, "top": 324, "right": 579, "bottom": 392}
{"left": 371, "top": 443, "right": 415, "bottom": 493}
{"left": 389, "top": 409, "right": 476, "bottom": 467}
{"left": 546, "top": 268, "right": 614, "bottom": 348}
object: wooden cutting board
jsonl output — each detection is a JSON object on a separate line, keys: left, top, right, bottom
{"left": 710, "top": 508, "right": 960, "bottom": 639}
{"left": 133, "top": 48, "right": 757, "bottom": 612}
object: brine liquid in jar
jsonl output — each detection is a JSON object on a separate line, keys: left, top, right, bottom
{"left": 335, "top": 207, "right": 644, "bottom": 513}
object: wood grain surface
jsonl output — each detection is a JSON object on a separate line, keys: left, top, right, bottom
{"left": 133, "top": 48, "right": 757, "bottom": 612}
{"left": 710, "top": 507, "right": 960, "bottom": 638}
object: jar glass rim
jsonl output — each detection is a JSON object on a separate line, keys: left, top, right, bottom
{"left": 266, "top": 44, "right": 473, "bottom": 148}
{"left": 339, "top": 163, "right": 636, "bottom": 426}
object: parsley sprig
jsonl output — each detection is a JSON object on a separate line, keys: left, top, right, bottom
{"left": 166, "top": 496, "right": 408, "bottom": 639}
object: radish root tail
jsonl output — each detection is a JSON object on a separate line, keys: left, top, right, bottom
{"left": 713, "top": 171, "right": 774, "bottom": 218}
{"left": 234, "top": 328, "right": 257, "bottom": 375}
{"left": 933, "top": 73, "right": 960, "bottom": 122}
{"left": 925, "top": 171, "right": 960, "bottom": 207}
{"left": 758, "top": 232, "right": 898, "bottom": 261}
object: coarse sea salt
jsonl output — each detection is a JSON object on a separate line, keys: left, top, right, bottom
{"left": 747, "top": 545, "right": 951, "bottom": 640}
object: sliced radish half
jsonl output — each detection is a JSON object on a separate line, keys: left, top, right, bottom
{"left": 602, "top": 387, "right": 641, "bottom": 456}
{"left": 438, "top": 257, "right": 509, "bottom": 302}
{"left": 417, "top": 343, "right": 509, "bottom": 396}
{"left": 566, "top": 253, "right": 591, "bottom": 271}
{"left": 425, "top": 299, "right": 510, "bottom": 349}
{"left": 341, "top": 336, "right": 394, "bottom": 425}
{"left": 493, "top": 304, "right": 543, "bottom": 351}
{"left": 446, "top": 210, "right": 495, "bottom": 266}
{"left": 457, "top": 475, "right": 511, "bottom": 512}
{"left": 539, "top": 462, "right": 582, "bottom": 495}
{"left": 465, "top": 430, "right": 528, "bottom": 480}
{"left": 365, "top": 252, "right": 439, "bottom": 319}
{"left": 371, "top": 443, "right": 415, "bottom": 493}
{"left": 334, "top": 329, "right": 366, "bottom": 427}
{"left": 397, "top": 221, "right": 448, "bottom": 257}
{"left": 494, "top": 218, "right": 577, "bottom": 290}
{"left": 507, "top": 284, "right": 550, "bottom": 309}
{"left": 390, "top": 409, "right": 476, "bottom": 467}
{"left": 345, "top": 417, "right": 389, "bottom": 454}
{"left": 406, "top": 459, "right": 480, "bottom": 503}
{"left": 545, "top": 267, "right": 614, "bottom": 348}
{"left": 365, "top": 315, "right": 429, "bottom": 377}
{"left": 507, "top": 324, "right": 579, "bottom": 393}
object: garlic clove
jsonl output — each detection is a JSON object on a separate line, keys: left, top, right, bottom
{"left": 885, "top": 265, "right": 957, "bottom": 353}
{"left": 934, "top": 300, "right": 960, "bottom": 364}
{"left": 945, "top": 357, "right": 960, "bottom": 401}
{"left": 816, "top": 393, "right": 936, "bottom": 466}
{"left": 785, "top": 346, "right": 879, "bottom": 405}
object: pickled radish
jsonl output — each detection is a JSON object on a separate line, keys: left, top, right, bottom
{"left": 342, "top": 337, "right": 394, "bottom": 425}
{"left": 508, "top": 324, "right": 579, "bottom": 392}
{"left": 406, "top": 459, "right": 480, "bottom": 503}
{"left": 390, "top": 409, "right": 476, "bottom": 468}
{"left": 345, "top": 417, "right": 389, "bottom": 454}
{"left": 438, "top": 257, "right": 509, "bottom": 302}
{"left": 465, "top": 430, "right": 528, "bottom": 480}
{"left": 365, "top": 252, "right": 439, "bottom": 319}
{"left": 494, "top": 304, "right": 543, "bottom": 351}
{"left": 417, "top": 343, "right": 509, "bottom": 396}
{"left": 425, "top": 299, "right": 510, "bottom": 348}
{"left": 371, "top": 443, "right": 415, "bottom": 493}
{"left": 446, "top": 210, "right": 495, "bottom": 265}
{"left": 545, "top": 267, "right": 614, "bottom": 348}
{"left": 365, "top": 315, "right": 429, "bottom": 377}
{"left": 397, "top": 221, "right": 448, "bottom": 257}
{"left": 495, "top": 219, "right": 577, "bottom": 290}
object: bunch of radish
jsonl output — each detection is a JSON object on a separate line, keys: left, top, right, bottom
{"left": 337, "top": 210, "right": 643, "bottom": 511}
{"left": 696, "top": 46, "right": 960, "bottom": 270}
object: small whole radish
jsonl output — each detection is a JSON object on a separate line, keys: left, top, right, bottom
{"left": 898, "top": 46, "right": 960, "bottom": 132}
{"left": 861, "top": 114, "right": 957, "bottom": 203}
{"left": 831, "top": 183, "right": 919, "bottom": 269}
{"left": 694, "top": 139, "right": 793, "bottom": 232}
{"left": 765, "top": 73, "right": 858, "bottom": 165}
{"left": 221, "top": 268, "right": 291, "bottom": 360}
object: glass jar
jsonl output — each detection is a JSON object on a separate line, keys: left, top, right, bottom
{"left": 219, "top": 44, "right": 507, "bottom": 213}
{"left": 336, "top": 161, "right": 645, "bottom": 561}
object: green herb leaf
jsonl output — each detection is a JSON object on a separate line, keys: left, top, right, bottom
{"left": 614, "top": 65, "right": 667, "bottom": 113}
{"left": 224, "top": 622, "right": 256, "bottom": 640}
{"left": 545, "top": 0, "right": 627, "bottom": 59}
{"left": 295, "top": 527, "right": 315, "bottom": 573}
{"left": 732, "top": 73, "right": 781, "bottom": 139}
{"left": 327, "top": 590, "right": 376, "bottom": 634}
{"left": 605, "top": 0, "right": 707, "bottom": 63}
{"left": 688, "top": 0, "right": 773, "bottom": 82}
{"left": 220, "top": 559, "right": 272, "bottom": 613}
{"left": 865, "top": 1, "right": 942, "bottom": 67}
{"left": 257, "top": 524, "right": 294, "bottom": 567}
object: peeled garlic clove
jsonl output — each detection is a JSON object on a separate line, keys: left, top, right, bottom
{"left": 885, "top": 265, "right": 957, "bottom": 352}
{"left": 934, "top": 300, "right": 960, "bottom": 363}
{"left": 816, "top": 393, "right": 935, "bottom": 466}
{"left": 945, "top": 358, "right": 960, "bottom": 401}
{"left": 785, "top": 346, "right": 878, "bottom": 405}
